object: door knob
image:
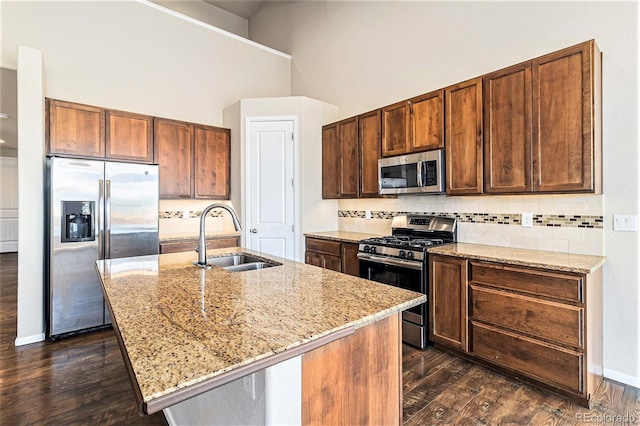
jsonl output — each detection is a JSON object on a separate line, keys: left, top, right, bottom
{"left": 250, "top": 228, "right": 258, "bottom": 234}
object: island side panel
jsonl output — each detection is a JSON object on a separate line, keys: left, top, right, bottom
{"left": 301, "top": 313, "right": 402, "bottom": 425}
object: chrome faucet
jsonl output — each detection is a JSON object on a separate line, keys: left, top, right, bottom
{"left": 196, "top": 203, "right": 242, "bottom": 268}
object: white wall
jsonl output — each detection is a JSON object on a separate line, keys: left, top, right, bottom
{"left": 16, "top": 46, "right": 45, "bottom": 345}
{"left": 0, "top": 157, "right": 18, "bottom": 253}
{"left": 250, "top": 2, "right": 640, "bottom": 386}
{"left": 1, "top": 0, "right": 292, "bottom": 344}
{"left": 223, "top": 97, "right": 338, "bottom": 261}
{"left": 1, "top": 1, "right": 291, "bottom": 126}
{"left": 150, "top": 0, "right": 249, "bottom": 38}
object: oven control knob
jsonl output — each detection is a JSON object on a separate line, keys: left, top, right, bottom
{"left": 363, "top": 245, "right": 370, "bottom": 253}
{"left": 399, "top": 250, "right": 406, "bottom": 258}
{"left": 406, "top": 251, "right": 415, "bottom": 260}
{"left": 370, "top": 246, "right": 377, "bottom": 254}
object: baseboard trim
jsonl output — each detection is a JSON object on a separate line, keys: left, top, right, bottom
{"left": 604, "top": 368, "right": 640, "bottom": 388}
{"left": 15, "top": 333, "right": 45, "bottom": 346}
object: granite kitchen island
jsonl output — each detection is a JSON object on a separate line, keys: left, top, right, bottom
{"left": 95, "top": 247, "right": 425, "bottom": 425}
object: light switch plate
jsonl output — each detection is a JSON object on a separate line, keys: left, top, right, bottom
{"left": 182, "top": 210, "right": 190, "bottom": 220}
{"left": 521, "top": 212, "right": 533, "bottom": 228}
{"left": 613, "top": 214, "right": 638, "bottom": 232}
{"left": 365, "top": 210, "right": 372, "bottom": 220}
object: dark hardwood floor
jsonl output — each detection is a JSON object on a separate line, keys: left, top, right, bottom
{"left": 1, "top": 252, "right": 638, "bottom": 425}
{"left": 0, "top": 253, "right": 166, "bottom": 425}
{"left": 402, "top": 345, "right": 639, "bottom": 425}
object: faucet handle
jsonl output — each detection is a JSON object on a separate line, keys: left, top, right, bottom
{"left": 195, "top": 242, "right": 210, "bottom": 253}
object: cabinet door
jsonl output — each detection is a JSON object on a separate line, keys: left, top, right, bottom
{"left": 154, "top": 118, "right": 193, "bottom": 198}
{"left": 323, "top": 254, "right": 342, "bottom": 272}
{"left": 430, "top": 255, "right": 468, "bottom": 351}
{"left": 322, "top": 123, "right": 341, "bottom": 199}
{"left": 381, "top": 101, "right": 410, "bottom": 157}
{"left": 445, "top": 78, "right": 483, "bottom": 195}
{"left": 410, "top": 90, "right": 444, "bottom": 152}
{"left": 305, "top": 251, "right": 324, "bottom": 268}
{"left": 341, "top": 242, "right": 360, "bottom": 277}
{"left": 105, "top": 110, "right": 154, "bottom": 163}
{"left": 533, "top": 40, "right": 599, "bottom": 193}
{"left": 483, "top": 62, "right": 532, "bottom": 193}
{"left": 47, "top": 99, "right": 105, "bottom": 158}
{"left": 339, "top": 117, "right": 359, "bottom": 198}
{"left": 194, "top": 125, "right": 230, "bottom": 199}
{"left": 359, "top": 110, "right": 382, "bottom": 198}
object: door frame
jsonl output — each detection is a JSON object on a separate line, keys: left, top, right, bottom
{"left": 244, "top": 116, "right": 299, "bottom": 260}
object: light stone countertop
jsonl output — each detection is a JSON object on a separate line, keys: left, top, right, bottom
{"left": 95, "top": 247, "right": 425, "bottom": 414}
{"left": 428, "top": 243, "right": 606, "bottom": 274}
{"left": 304, "top": 230, "right": 384, "bottom": 243}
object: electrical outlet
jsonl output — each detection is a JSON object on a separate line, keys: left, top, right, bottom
{"left": 182, "top": 210, "right": 190, "bottom": 220}
{"left": 521, "top": 212, "right": 533, "bottom": 228}
{"left": 613, "top": 214, "right": 638, "bottom": 232}
{"left": 365, "top": 210, "right": 372, "bottom": 220}
{"left": 242, "top": 374, "right": 256, "bottom": 400}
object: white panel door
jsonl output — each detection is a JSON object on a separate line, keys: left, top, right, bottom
{"left": 247, "top": 120, "right": 295, "bottom": 260}
{"left": 0, "top": 157, "right": 18, "bottom": 253}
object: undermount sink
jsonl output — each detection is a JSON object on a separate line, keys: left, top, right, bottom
{"left": 206, "top": 253, "right": 281, "bottom": 272}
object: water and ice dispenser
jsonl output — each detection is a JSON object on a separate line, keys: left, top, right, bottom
{"left": 61, "top": 201, "right": 95, "bottom": 243}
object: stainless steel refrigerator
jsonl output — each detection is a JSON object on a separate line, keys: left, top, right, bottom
{"left": 47, "top": 156, "right": 159, "bottom": 338}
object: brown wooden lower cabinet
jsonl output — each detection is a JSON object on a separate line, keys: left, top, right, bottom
{"left": 302, "top": 313, "right": 401, "bottom": 425}
{"left": 430, "top": 255, "right": 603, "bottom": 407}
{"left": 304, "top": 237, "right": 360, "bottom": 276}
{"left": 158, "top": 236, "right": 239, "bottom": 254}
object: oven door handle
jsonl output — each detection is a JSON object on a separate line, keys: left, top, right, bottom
{"left": 357, "top": 253, "right": 424, "bottom": 271}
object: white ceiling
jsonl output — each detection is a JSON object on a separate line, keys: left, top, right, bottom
{"left": 203, "top": 0, "right": 268, "bottom": 19}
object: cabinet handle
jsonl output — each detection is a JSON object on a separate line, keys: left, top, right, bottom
{"left": 250, "top": 228, "right": 258, "bottom": 234}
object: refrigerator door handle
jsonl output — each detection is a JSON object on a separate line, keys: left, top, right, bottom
{"left": 98, "top": 179, "right": 105, "bottom": 260}
{"left": 105, "top": 179, "right": 111, "bottom": 259}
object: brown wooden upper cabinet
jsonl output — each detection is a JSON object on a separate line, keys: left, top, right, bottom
{"left": 483, "top": 63, "right": 532, "bottom": 193}
{"left": 533, "top": 40, "right": 601, "bottom": 193}
{"left": 322, "top": 123, "right": 340, "bottom": 199}
{"left": 155, "top": 118, "right": 230, "bottom": 199}
{"left": 484, "top": 40, "right": 602, "bottom": 194}
{"left": 105, "top": 109, "right": 154, "bottom": 163}
{"left": 322, "top": 117, "right": 359, "bottom": 199}
{"left": 47, "top": 99, "right": 105, "bottom": 158}
{"left": 358, "top": 109, "right": 382, "bottom": 198}
{"left": 154, "top": 118, "right": 193, "bottom": 199}
{"left": 194, "top": 125, "right": 230, "bottom": 199}
{"left": 47, "top": 99, "right": 153, "bottom": 163}
{"left": 340, "top": 117, "right": 359, "bottom": 198}
{"left": 381, "top": 89, "right": 444, "bottom": 157}
{"left": 445, "top": 78, "right": 484, "bottom": 195}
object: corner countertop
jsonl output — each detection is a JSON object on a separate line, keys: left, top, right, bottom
{"left": 304, "top": 230, "right": 384, "bottom": 243}
{"left": 428, "top": 243, "right": 606, "bottom": 274}
{"left": 95, "top": 247, "right": 424, "bottom": 415}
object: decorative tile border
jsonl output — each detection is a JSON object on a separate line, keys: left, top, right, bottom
{"left": 338, "top": 210, "right": 603, "bottom": 229}
{"left": 159, "top": 210, "right": 224, "bottom": 219}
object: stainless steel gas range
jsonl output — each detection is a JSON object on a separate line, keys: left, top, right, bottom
{"left": 358, "top": 215, "right": 457, "bottom": 349}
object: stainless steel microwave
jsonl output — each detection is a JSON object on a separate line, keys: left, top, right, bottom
{"left": 378, "top": 150, "right": 445, "bottom": 195}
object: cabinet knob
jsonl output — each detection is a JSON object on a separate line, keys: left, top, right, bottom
{"left": 250, "top": 228, "right": 258, "bottom": 234}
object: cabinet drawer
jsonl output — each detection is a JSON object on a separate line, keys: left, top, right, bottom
{"left": 470, "top": 262, "right": 583, "bottom": 303}
{"left": 470, "top": 321, "right": 583, "bottom": 392}
{"left": 470, "top": 286, "right": 583, "bottom": 348}
{"left": 306, "top": 238, "right": 341, "bottom": 256}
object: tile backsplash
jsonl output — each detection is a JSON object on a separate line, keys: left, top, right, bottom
{"left": 158, "top": 200, "right": 237, "bottom": 239}
{"left": 338, "top": 194, "right": 605, "bottom": 256}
